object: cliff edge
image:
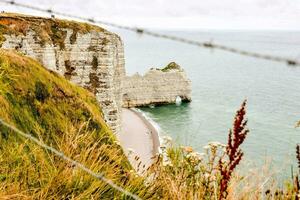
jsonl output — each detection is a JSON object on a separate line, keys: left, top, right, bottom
{"left": 0, "top": 13, "right": 124, "bottom": 134}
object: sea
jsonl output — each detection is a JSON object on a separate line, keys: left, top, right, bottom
{"left": 114, "top": 29, "right": 300, "bottom": 177}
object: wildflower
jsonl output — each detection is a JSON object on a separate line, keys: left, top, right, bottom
{"left": 218, "top": 100, "right": 249, "bottom": 199}
{"left": 160, "top": 145, "right": 167, "bottom": 153}
{"left": 181, "top": 146, "right": 193, "bottom": 153}
{"left": 162, "top": 136, "right": 172, "bottom": 143}
{"left": 190, "top": 152, "right": 205, "bottom": 161}
{"left": 204, "top": 173, "right": 210, "bottom": 179}
{"left": 199, "top": 152, "right": 206, "bottom": 157}
{"left": 208, "top": 141, "right": 223, "bottom": 147}
{"left": 210, "top": 174, "right": 217, "bottom": 181}
{"left": 220, "top": 143, "right": 227, "bottom": 148}
{"left": 162, "top": 160, "right": 173, "bottom": 167}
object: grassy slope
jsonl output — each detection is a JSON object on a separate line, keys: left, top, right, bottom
{"left": 0, "top": 50, "right": 151, "bottom": 199}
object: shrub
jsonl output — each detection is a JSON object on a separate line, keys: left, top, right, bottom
{"left": 145, "top": 100, "right": 249, "bottom": 199}
{"left": 218, "top": 100, "right": 249, "bottom": 199}
{"left": 35, "top": 81, "right": 50, "bottom": 102}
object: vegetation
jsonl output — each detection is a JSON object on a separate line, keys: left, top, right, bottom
{"left": 218, "top": 100, "right": 248, "bottom": 199}
{"left": 161, "top": 62, "right": 181, "bottom": 72}
{"left": 0, "top": 50, "right": 149, "bottom": 199}
{"left": 146, "top": 101, "right": 249, "bottom": 199}
{"left": 0, "top": 49, "right": 300, "bottom": 199}
{"left": 0, "top": 13, "right": 106, "bottom": 48}
{"left": 296, "top": 121, "right": 300, "bottom": 128}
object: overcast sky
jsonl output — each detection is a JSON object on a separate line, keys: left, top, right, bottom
{"left": 1, "top": 0, "right": 300, "bottom": 30}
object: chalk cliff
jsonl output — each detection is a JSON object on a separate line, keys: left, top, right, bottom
{"left": 123, "top": 62, "right": 191, "bottom": 107}
{"left": 0, "top": 13, "right": 192, "bottom": 135}
{"left": 0, "top": 13, "right": 124, "bottom": 134}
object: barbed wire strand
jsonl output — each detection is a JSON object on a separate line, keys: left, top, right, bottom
{"left": 0, "top": 118, "right": 142, "bottom": 200}
{"left": 0, "top": 0, "right": 299, "bottom": 66}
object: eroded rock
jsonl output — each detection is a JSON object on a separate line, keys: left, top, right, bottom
{"left": 123, "top": 62, "right": 191, "bottom": 107}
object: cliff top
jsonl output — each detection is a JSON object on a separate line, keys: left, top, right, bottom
{"left": 0, "top": 12, "right": 111, "bottom": 48}
{"left": 161, "top": 62, "right": 181, "bottom": 72}
{"left": 146, "top": 62, "right": 182, "bottom": 74}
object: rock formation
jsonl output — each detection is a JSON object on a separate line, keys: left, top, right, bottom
{"left": 0, "top": 13, "right": 192, "bottom": 134}
{"left": 123, "top": 62, "right": 191, "bottom": 107}
{"left": 0, "top": 13, "right": 124, "bottom": 134}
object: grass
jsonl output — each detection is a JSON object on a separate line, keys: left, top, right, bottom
{"left": 144, "top": 101, "right": 250, "bottom": 199}
{"left": 0, "top": 49, "right": 300, "bottom": 199}
{"left": 0, "top": 49, "right": 151, "bottom": 199}
{"left": 161, "top": 62, "right": 181, "bottom": 72}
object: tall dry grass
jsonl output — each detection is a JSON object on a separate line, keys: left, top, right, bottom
{"left": 143, "top": 101, "right": 300, "bottom": 200}
{"left": 1, "top": 50, "right": 300, "bottom": 199}
{"left": 0, "top": 120, "right": 153, "bottom": 199}
{"left": 142, "top": 101, "right": 250, "bottom": 199}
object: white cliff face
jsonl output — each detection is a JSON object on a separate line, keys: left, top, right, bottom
{"left": 0, "top": 15, "right": 125, "bottom": 134}
{"left": 0, "top": 14, "right": 192, "bottom": 136}
{"left": 123, "top": 67, "right": 192, "bottom": 107}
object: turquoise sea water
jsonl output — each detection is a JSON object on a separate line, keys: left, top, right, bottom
{"left": 115, "top": 29, "right": 300, "bottom": 175}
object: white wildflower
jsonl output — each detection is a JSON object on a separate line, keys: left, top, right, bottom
{"left": 190, "top": 152, "right": 197, "bottom": 157}
{"left": 208, "top": 141, "right": 222, "bottom": 147}
{"left": 189, "top": 152, "right": 206, "bottom": 162}
{"left": 162, "top": 160, "right": 173, "bottom": 167}
{"left": 204, "top": 173, "right": 210, "bottom": 179}
{"left": 220, "top": 143, "right": 227, "bottom": 148}
{"left": 181, "top": 146, "right": 193, "bottom": 153}
{"left": 199, "top": 153, "right": 206, "bottom": 157}
{"left": 162, "top": 136, "right": 172, "bottom": 143}
{"left": 160, "top": 145, "right": 167, "bottom": 149}
{"left": 190, "top": 152, "right": 205, "bottom": 161}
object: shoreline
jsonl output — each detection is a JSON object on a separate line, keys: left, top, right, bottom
{"left": 119, "top": 108, "right": 161, "bottom": 172}
{"left": 130, "top": 108, "right": 160, "bottom": 156}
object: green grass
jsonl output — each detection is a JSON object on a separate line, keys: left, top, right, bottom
{"left": 161, "top": 62, "right": 181, "bottom": 72}
{"left": 0, "top": 49, "right": 151, "bottom": 199}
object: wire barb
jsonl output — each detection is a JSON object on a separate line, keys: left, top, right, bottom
{"left": 0, "top": 118, "right": 142, "bottom": 200}
{"left": 0, "top": 0, "right": 299, "bottom": 66}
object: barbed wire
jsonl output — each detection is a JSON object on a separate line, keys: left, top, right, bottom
{"left": 0, "top": 118, "right": 142, "bottom": 200}
{"left": 0, "top": 0, "right": 299, "bottom": 66}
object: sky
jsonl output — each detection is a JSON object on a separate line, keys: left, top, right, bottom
{"left": 1, "top": 0, "right": 300, "bottom": 30}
